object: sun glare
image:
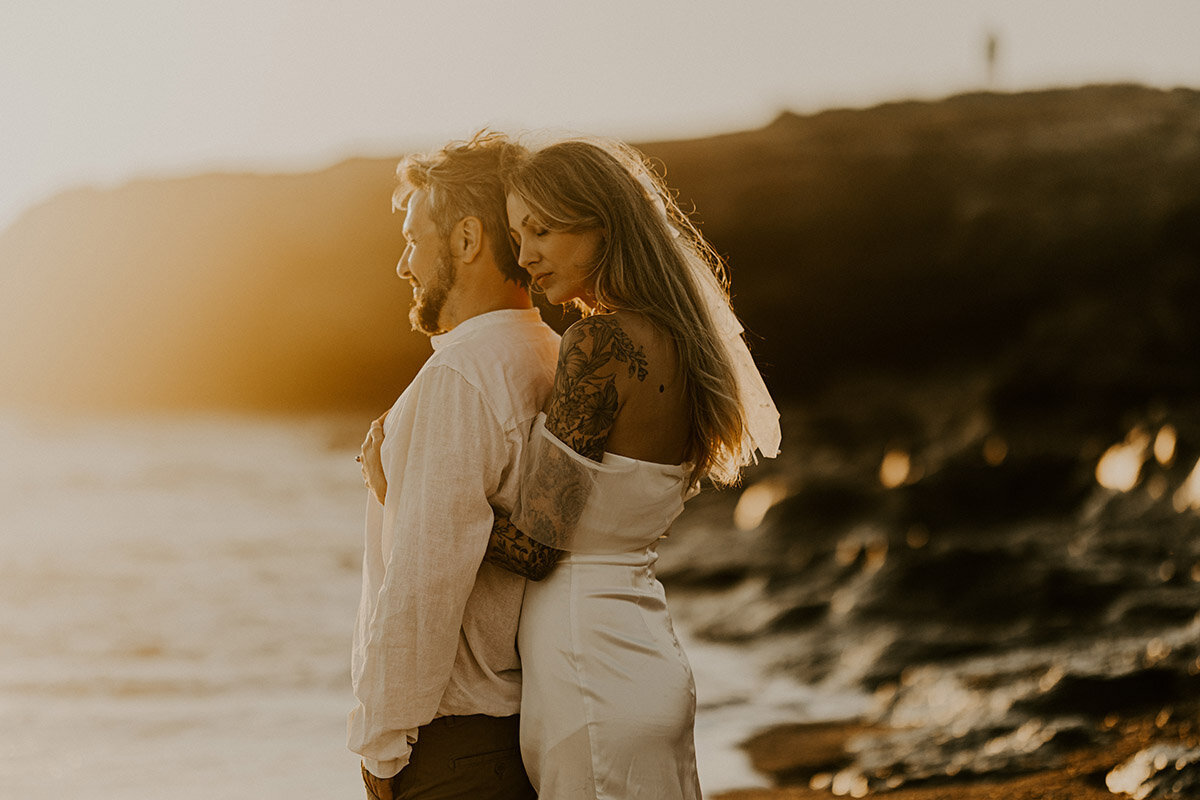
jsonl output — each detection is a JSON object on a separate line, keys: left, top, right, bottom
{"left": 879, "top": 449, "right": 912, "bottom": 489}
{"left": 733, "top": 479, "right": 789, "bottom": 531}
{"left": 1172, "top": 457, "right": 1200, "bottom": 513}
{"left": 1094, "top": 428, "right": 1150, "bottom": 492}
{"left": 1153, "top": 425, "right": 1177, "bottom": 466}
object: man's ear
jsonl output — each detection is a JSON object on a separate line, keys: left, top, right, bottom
{"left": 451, "top": 216, "right": 484, "bottom": 263}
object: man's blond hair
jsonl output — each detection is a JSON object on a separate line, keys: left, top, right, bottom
{"left": 394, "top": 131, "right": 528, "bottom": 287}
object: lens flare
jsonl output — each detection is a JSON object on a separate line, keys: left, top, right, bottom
{"left": 1095, "top": 429, "right": 1150, "bottom": 492}
{"left": 732, "top": 479, "right": 788, "bottom": 531}
{"left": 879, "top": 449, "right": 911, "bottom": 489}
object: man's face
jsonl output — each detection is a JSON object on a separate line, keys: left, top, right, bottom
{"left": 397, "top": 189, "right": 457, "bottom": 335}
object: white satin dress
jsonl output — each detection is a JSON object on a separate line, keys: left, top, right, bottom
{"left": 512, "top": 414, "right": 702, "bottom": 800}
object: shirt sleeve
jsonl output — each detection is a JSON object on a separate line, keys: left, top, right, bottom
{"left": 347, "top": 364, "right": 510, "bottom": 777}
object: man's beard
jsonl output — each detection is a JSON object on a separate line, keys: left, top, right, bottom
{"left": 409, "top": 251, "right": 457, "bottom": 335}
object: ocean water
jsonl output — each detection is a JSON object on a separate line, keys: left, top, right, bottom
{"left": 0, "top": 412, "right": 859, "bottom": 799}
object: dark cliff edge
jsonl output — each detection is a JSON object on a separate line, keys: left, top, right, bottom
{"left": 3, "top": 84, "right": 1198, "bottom": 414}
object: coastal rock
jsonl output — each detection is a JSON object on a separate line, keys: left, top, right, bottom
{"left": 662, "top": 386, "right": 1200, "bottom": 790}
{"left": 1107, "top": 743, "right": 1200, "bottom": 799}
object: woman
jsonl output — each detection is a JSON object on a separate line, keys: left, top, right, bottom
{"left": 483, "top": 138, "right": 780, "bottom": 799}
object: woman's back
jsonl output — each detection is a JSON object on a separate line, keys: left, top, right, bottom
{"left": 557, "top": 310, "right": 691, "bottom": 467}
{"left": 519, "top": 310, "right": 703, "bottom": 800}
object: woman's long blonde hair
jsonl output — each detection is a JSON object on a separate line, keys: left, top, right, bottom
{"left": 503, "top": 138, "right": 750, "bottom": 487}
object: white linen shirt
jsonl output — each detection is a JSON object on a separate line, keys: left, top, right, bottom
{"left": 347, "top": 308, "right": 560, "bottom": 778}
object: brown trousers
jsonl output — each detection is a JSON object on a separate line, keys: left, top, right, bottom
{"left": 361, "top": 714, "right": 535, "bottom": 800}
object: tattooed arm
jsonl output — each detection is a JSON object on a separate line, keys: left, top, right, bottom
{"left": 544, "top": 314, "right": 647, "bottom": 458}
{"left": 486, "top": 512, "right": 561, "bottom": 581}
{"left": 484, "top": 315, "right": 650, "bottom": 580}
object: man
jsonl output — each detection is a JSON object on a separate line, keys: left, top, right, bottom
{"left": 348, "top": 132, "right": 560, "bottom": 799}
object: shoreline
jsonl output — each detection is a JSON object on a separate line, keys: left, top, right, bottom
{"left": 679, "top": 627, "right": 873, "bottom": 795}
{"left": 714, "top": 703, "right": 1200, "bottom": 799}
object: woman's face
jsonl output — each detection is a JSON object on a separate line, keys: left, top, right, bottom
{"left": 506, "top": 192, "right": 604, "bottom": 306}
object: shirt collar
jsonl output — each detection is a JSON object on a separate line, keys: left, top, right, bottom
{"left": 430, "top": 308, "right": 545, "bottom": 351}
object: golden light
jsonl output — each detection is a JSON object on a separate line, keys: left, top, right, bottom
{"left": 1145, "top": 638, "right": 1171, "bottom": 665}
{"left": 983, "top": 435, "right": 1008, "bottom": 466}
{"left": 1094, "top": 428, "right": 1150, "bottom": 492}
{"left": 879, "top": 449, "right": 911, "bottom": 489}
{"left": 732, "top": 479, "right": 788, "bottom": 531}
{"left": 905, "top": 525, "right": 930, "bottom": 549}
{"left": 1146, "top": 474, "right": 1168, "bottom": 501}
{"left": 833, "top": 532, "right": 888, "bottom": 571}
{"left": 1172, "top": 457, "right": 1200, "bottom": 513}
{"left": 1154, "top": 425, "right": 1177, "bottom": 466}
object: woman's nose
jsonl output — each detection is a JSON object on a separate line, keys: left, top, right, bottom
{"left": 517, "top": 240, "right": 536, "bottom": 269}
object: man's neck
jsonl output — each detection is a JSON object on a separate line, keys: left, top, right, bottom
{"left": 438, "top": 276, "right": 533, "bottom": 332}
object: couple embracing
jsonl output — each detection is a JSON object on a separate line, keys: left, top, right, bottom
{"left": 348, "top": 131, "right": 780, "bottom": 799}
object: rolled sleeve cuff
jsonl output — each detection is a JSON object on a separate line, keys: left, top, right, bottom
{"left": 348, "top": 705, "right": 417, "bottom": 779}
{"left": 362, "top": 749, "right": 411, "bottom": 780}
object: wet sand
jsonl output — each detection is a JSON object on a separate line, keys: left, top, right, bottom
{"left": 715, "top": 703, "right": 1200, "bottom": 799}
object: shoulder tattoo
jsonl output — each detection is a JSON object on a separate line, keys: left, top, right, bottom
{"left": 547, "top": 316, "right": 649, "bottom": 459}
{"left": 604, "top": 320, "right": 650, "bottom": 381}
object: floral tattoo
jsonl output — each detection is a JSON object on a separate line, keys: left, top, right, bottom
{"left": 483, "top": 316, "right": 649, "bottom": 580}
{"left": 546, "top": 316, "right": 649, "bottom": 460}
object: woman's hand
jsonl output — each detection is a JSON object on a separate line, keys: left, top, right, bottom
{"left": 357, "top": 411, "right": 388, "bottom": 505}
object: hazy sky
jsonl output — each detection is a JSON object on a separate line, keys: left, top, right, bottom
{"left": 2, "top": 0, "right": 1198, "bottom": 231}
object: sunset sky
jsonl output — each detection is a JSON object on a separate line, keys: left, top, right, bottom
{"left": 2, "top": 0, "right": 1198, "bottom": 232}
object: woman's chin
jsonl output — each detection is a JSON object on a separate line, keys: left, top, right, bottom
{"left": 544, "top": 288, "right": 570, "bottom": 306}
{"left": 545, "top": 286, "right": 590, "bottom": 307}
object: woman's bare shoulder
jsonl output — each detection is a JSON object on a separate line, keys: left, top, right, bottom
{"left": 559, "top": 313, "right": 651, "bottom": 383}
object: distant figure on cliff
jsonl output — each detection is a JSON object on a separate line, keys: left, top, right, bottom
{"left": 986, "top": 30, "right": 999, "bottom": 87}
